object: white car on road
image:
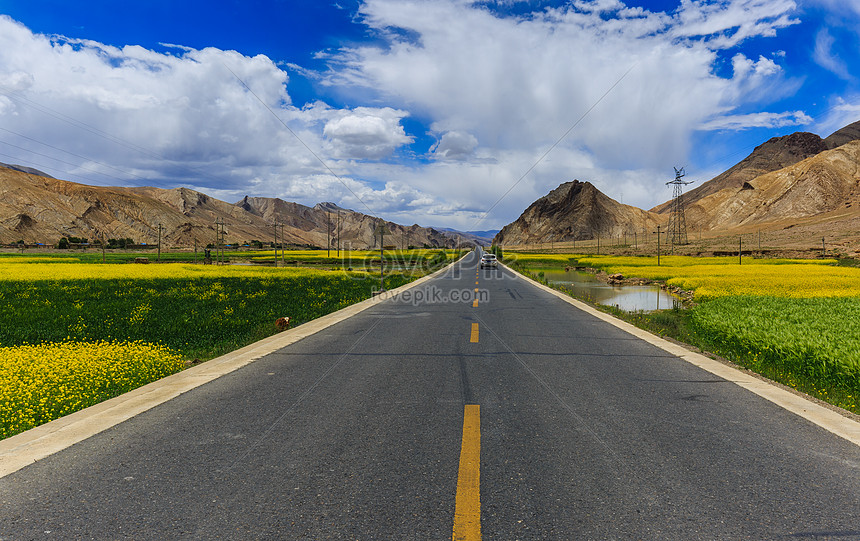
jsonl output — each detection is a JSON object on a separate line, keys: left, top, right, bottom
{"left": 480, "top": 253, "right": 498, "bottom": 268}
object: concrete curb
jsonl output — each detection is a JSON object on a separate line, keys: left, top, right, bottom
{"left": 506, "top": 263, "right": 860, "bottom": 447}
{"left": 0, "top": 256, "right": 467, "bottom": 478}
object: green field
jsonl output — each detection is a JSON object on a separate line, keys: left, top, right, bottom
{"left": 507, "top": 253, "right": 860, "bottom": 413}
{"left": 0, "top": 249, "right": 462, "bottom": 439}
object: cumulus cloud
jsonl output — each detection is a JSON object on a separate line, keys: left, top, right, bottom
{"left": 323, "top": 107, "right": 413, "bottom": 159}
{"left": 0, "top": 14, "right": 420, "bottom": 219}
{"left": 0, "top": 0, "right": 819, "bottom": 228}
{"left": 317, "top": 0, "right": 800, "bottom": 215}
{"left": 430, "top": 131, "right": 479, "bottom": 161}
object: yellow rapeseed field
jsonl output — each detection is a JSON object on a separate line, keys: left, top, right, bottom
{"left": 566, "top": 255, "right": 858, "bottom": 299}
{"left": 0, "top": 340, "right": 184, "bottom": 439}
{"left": 0, "top": 261, "right": 367, "bottom": 282}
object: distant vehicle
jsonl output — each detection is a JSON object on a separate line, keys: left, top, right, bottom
{"left": 480, "top": 253, "right": 497, "bottom": 268}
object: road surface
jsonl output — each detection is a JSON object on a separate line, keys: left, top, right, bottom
{"left": 1, "top": 250, "right": 858, "bottom": 539}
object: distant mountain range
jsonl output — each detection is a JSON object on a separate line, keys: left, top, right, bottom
{"left": 436, "top": 228, "right": 499, "bottom": 246}
{"left": 495, "top": 120, "right": 860, "bottom": 247}
{"left": 0, "top": 167, "right": 465, "bottom": 248}
{"left": 4, "top": 117, "right": 859, "bottom": 252}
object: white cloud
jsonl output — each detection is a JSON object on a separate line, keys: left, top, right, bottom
{"left": 323, "top": 107, "right": 413, "bottom": 159}
{"left": 0, "top": 0, "right": 818, "bottom": 229}
{"left": 813, "top": 28, "right": 851, "bottom": 79}
{"left": 698, "top": 110, "right": 812, "bottom": 131}
{"left": 0, "top": 15, "right": 418, "bottom": 217}
{"left": 430, "top": 131, "right": 479, "bottom": 161}
{"left": 672, "top": 0, "right": 799, "bottom": 48}
{"left": 574, "top": 0, "right": 625, "bottom": 13}
{"left": 317, "top": 0, "right": 799, "bottom": 215}
{"left": 814, "top": 96, "right": 860, "bottom": 137}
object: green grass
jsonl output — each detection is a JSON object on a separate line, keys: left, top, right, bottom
{"left": 0, "top": 272, "right": 414, "bottom": 361}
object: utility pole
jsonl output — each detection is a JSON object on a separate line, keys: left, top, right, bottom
{"left": 194, "top": 238, "right": 198, "bottom": 264}
{"left": 157, "top": 223, "right": 163, "bottom": 262}
{"left": 377, "top": 220, "right": 385, "bottom": 292}
{"left": 273, "top": 219, "right": 279, "bottom": 267}
{"left": 214, "top": 218, "right": 226, "bottom": 265}
{"left": 656, "top": 225, "right": 661, "bottom": 266}
{"left": 215, "top": 218, "right": 227, "bottom": 265}
{"left": 281, "top": 223, "right": 285, "bottom": 266}
{"left": 327, "top": 211, "right": 331, "bottom": 258}
{"left": 739, "top": 235, "right": 742, "bottom": 265}
{"left": 336, "top": 210, "right": 341, "bottom": 257}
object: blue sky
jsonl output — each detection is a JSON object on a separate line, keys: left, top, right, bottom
{"left": 0, "top": 0, "right": 858, "bottom": 230}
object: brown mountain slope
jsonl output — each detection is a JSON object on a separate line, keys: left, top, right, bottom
{"left": 0, "top": 166, "right": 460, "bottom": 248}
{"left": 0, "top": 168, "right": 286, "bottom": 246}
{"left": 493, "top": 180, "right": 660, "bottom": 246}
{"left": 824, "top": 119, "right": 860, "bottom": 149}
{"left": 238, "top": 196, "right": 459, "bottom": 249}
{"left": 651, "top": 131, "right": 828, "bottom": 214}
{"left": 685, "top": 140, "right": 860, "bottom": 230}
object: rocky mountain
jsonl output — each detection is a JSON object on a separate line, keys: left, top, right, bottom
{"left": 0, "top": 165, "right": 460, "bottom": 248}
{"left": 494, "top": 180, "right": 660, "bottom": 246}
{"left": 650, "top": 131, "right": 828, "bottom": 215}
{"left": 681, "top": 140, "right": 860, "bottom": 230}
{"left": 0, "top": 162, "right": 54, "bottom": 178}
{"left": 436, "top": 228, "right": 497, "bottom": 247}
{"left": 824, "top": 119, "right": 860, "bottom": 149}
{"left": 495, "top": 119, "right": 860, "bottom": 247}
{"left": 238, "top": 196, "right": 459, "bottom": 249}
{"left": 652, "top": 120, "right": 860, "bottom": 218}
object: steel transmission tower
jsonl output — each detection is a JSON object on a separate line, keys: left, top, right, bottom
{"left": 666, "top": 167, "right": 693, "bottom": 246}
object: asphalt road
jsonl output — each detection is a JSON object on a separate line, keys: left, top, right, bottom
{"left": 1, "top": 250, "right": 859, "bottom": 540}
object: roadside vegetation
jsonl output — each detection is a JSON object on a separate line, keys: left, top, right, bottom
{"left": 0, "top": 249, "right": 463, "bottom": 439}
{"left": 505, "top": 252, "right": 860, "bottom": 414}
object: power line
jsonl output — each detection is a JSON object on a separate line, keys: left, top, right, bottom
{"left": 0, "top": 127, "right": 151, "bottom": 182}
{"left": 471, "top": 63, "right": 637, "bottom": 231}
{"left": 222, "top": 63, "right": 378, "bottom": 219}
{"left": 0, "top": 85, "right": 257, "bottom": 190}
{"left": 0, "top": 139, "right": 130, "bottom": 184}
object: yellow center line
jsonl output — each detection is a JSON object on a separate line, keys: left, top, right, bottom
{"left": 470, "top": 322, "right": 479, "bottom": 343}
{"left": 472, "top": 299, "right": 479, "bottom": 308}
{"left": 453, "top": 405, "right": 481, "bottom": 541}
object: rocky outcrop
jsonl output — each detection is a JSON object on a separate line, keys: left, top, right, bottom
{"left": 494, "top": 180, "right": 660, "bottom": 246}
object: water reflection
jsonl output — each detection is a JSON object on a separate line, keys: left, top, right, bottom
{"left": 532, "top": 267, "right": 679, "bottom": 312}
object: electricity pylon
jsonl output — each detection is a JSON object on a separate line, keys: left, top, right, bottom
{"left": 666, "top": 167, "right": 693, "bottom": 246}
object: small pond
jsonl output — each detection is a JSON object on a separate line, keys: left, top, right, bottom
{"left": 529, "top": 267, "right": 680, "bottom": 312}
